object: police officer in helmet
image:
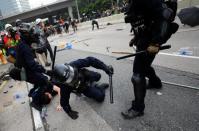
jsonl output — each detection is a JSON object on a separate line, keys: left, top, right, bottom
{"left": 121, "top": 0, "right": 179, "bottom": 119}
{"left": 45, "top": 57, "right": 113, "bottom": 119}
{"left": 9, "top": 25, "right": 56, "bottom": 110}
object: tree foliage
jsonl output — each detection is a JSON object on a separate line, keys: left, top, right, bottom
{"left": 77, "top": 0, "right": 118, "bottom": 16}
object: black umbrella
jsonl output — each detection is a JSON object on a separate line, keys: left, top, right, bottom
{"left": 178, "top": 6, "right": 199, "bottom": 27}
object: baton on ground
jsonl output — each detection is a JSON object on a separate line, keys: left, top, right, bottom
{"left": 116, "top": 45, "right": 171, "bottom": 60}
{"left": 109, "top": 74, "right": 114, "bottom": 104}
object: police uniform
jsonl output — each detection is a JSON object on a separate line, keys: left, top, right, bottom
{"left": 121, "top": 0, "right": 178, "bottom": 119}
{"left": 53, "top": 57, "right": 113, "bottom": 119}
{"left": 9, "top": 28, "right": 53, "bottom": 100}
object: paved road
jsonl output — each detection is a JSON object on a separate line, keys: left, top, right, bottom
{"left": 0, "top": 18, "right": 199, "bottom": 131}
{"left": 45, "top": 49, "right": 199, "bottom": 131}
{"left": 48, "top": 21, "right": 199, "bottom": 74}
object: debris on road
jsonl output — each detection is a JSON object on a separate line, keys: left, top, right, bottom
{"left": 21, "top": 101, "right": 26, "bottom": 104}
{"left": 112, "top": 51, "right": 132, "bottom": 55}
{"left": 106, "top": 46, "right": 111, "bottom": 52}
{"left": 156, "top": 92, "right": 163, "bottom": 96}
{"left": 116, "top": 28, "right": 124, "bottom": 31}
{"left": 3, "top": 90, "right": 8, "bottom": 94}
{"left": 13, "top": 92, "right": 26, "bottom": 101}
{"left": 177, "top": 47, "right": 193, "bottom": 56}
{"left": 83, "top": 42, "right": 89, "bottom": 46}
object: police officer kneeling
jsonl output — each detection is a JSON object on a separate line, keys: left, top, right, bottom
{"left": 121, "top": 0, "right": 179, "bottom": 119}
{"left": 46, "top": 57, "right": 113, "bottom": 119}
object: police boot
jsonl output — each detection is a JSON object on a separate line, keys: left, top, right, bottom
{"left": 121, "top": 107, "right": 144, "bottom": 119}
{"left": 147, "top": 76, "right": 162, "bottom": 89}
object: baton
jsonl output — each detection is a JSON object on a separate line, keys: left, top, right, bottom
{"left": 116, "top": 45, "right": 171, "bottom": 60}
{"left": 50, "top": 46, "right": 57, "bottom": 81}
{"left": 52, "top": 46, "right": 57, "bottom": 70}
{"left": 109, "top": 74, "right": 114, "bottom": 104}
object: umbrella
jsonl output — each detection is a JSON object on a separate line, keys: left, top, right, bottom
{"left": 178, "top": 6, "right": 199, "bottom": 27}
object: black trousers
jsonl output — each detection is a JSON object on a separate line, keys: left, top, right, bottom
{"left": 92, "top": 21, "right": 99, "bottom": 30}
{"left": 132, "top": 37, "right": 158, "bottom": 112}
{"left": 45, "top": 40, "right": 54, "bottom": 62}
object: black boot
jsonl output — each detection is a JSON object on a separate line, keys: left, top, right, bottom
{"left": 121, "top": 107, "right": 144, "bottom": 119}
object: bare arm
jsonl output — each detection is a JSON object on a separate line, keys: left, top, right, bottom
{"left": 53, "top": 85, "right": 62, "bottom": 111}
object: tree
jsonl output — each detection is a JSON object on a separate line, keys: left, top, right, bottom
{"left": 77, "top": 0, "right": 113, "bottom": 17}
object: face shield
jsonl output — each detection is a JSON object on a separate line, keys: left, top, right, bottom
{"left": 53, "top": 64, "right": 75, "bottom": 84}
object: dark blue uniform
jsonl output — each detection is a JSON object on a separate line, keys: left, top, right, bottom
{"left": 10, "top": 40, "right": 53, "bottom": 93}
{"left": 56, "top": 57, "right": 110, "bottom": 113}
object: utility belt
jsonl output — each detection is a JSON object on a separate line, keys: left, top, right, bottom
{"left": 69, "top": 80, "right": 90, "bottom": 94}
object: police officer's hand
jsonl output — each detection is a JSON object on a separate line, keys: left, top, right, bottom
{"left": 129, "top": 37, "right": 137, "bottom": 47}
{"left": 106, "top": 65, "right": 114, "bottom": 75}
{"left": 67, "top": 110, "right": 79, "bottom": 120}
{"left": 147, "top": 44, "right": 160, "bottom": 54}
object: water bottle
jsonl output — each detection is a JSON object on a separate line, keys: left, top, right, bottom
{"left": 66, "top": 43, "right": 72, "bottom": 49}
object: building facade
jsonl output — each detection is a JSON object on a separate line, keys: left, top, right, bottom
{"left": 0, "top": 0, "right": 30, "bottom": 17}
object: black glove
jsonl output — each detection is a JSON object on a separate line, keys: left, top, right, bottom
{"left": 67, "top": 110, "right": 79, "bottom": 120}
{"left": 129, "top": 36, "right": 138, "bottom": 47}
{"left": 45, "top": 70, "right": 54, "bottom": 76}
{"left": 105, "top": 65, "right": 114, "bottom": 75}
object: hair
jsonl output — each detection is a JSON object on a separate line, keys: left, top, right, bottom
{"left": 39, "top": 93, "right": 51, "bottom": 105}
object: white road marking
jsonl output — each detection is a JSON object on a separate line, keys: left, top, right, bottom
{"left": 162, "top": 81, "right": 199, "bottom": 90}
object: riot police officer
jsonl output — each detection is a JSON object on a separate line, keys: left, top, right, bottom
{"left": 38, "top": 57, "right": 113, "bottom": 119}
{"left": 8, "top": 25, "right": 55, "bottom": 110}
{"left": 121, "top": 0, "right": 179, "bottom": 119}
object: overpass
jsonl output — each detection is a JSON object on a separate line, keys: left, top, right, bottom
{"left": 0, "top": 0, "right": 76, "bottom": 24}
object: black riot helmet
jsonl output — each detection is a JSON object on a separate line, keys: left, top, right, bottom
{"left": 53, "top": 64, "right": 75, "bottom": 84}
{"left": 19, "top": 23, "right": 37, "bottom": 45}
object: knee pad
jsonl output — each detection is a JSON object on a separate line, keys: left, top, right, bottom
{"left": 131, "top": 74, "right": 146, "bottom": 86}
